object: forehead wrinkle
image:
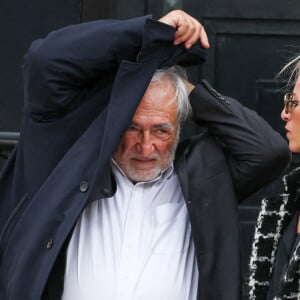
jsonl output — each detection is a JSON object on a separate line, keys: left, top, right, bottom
{"left": 134, "top": 108, "right": 171, "bottom": 119}
{"left": 133, "top": 78, "right": 178, "bottom": 128}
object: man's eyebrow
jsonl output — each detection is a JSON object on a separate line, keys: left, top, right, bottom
{"left": 129, "top": 122, "right": 173, "bottom": 130}
{"left": 152, "top": 124, "right": 173, "bottom": 130}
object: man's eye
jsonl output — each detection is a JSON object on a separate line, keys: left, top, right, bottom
{"left": 157, "top": 130, "right": 167, "bottom": 134}
{"left": 155, "top": 129, "right": 171, "bottom": 136}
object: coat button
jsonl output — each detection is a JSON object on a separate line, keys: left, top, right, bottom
{"left": 46, "top": 238, "right": 54, "bottom": 249}
{"left": 101, "top": 188, "right": 111, "bottom": 197}
{"left": 80, "top": 181, "right": 89, "bottom": 192}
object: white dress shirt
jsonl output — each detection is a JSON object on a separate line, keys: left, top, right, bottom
{"left": 62, "top": 161, "right": 198, "bottom": 300}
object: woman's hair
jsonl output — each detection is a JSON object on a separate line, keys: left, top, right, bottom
{"left": 278, "top": 54, "right": 300, "bottom": 89}
{"left": 150, "top": 65, "right": 192, "bottom": 125}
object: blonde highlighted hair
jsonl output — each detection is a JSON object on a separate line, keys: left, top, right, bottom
{"left": 278, "top": 54, "right": 300, "bottom": 89}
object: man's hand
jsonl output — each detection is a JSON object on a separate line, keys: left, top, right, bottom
{"left": 182, "top": 79, "right": 195, "bottom": 95}
{"left": 159, "top": 10, "right": 209, "bottom": 50}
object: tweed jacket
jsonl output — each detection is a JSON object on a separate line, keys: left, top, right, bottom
{"left": 248, "top": 167, "right": 300, "bottom": 299}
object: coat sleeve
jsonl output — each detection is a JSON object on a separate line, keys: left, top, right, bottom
{"left": 188, "top": 79, "right": 291, "bottom": 200}
{"left": 22, "top": 16, "right": 150, "bottom": 120}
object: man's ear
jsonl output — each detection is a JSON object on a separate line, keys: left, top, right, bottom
{"left": 183, "top": 79, "right": 195, "bottom": 95}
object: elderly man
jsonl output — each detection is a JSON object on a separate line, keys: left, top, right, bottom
{"left": 0, "top": 9, "right": 290, "bottom": 300}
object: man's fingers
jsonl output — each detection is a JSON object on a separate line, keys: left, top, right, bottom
{"left": 199, "top": 26, "right": 210, "bottom": 49}
{"left": 174, "top": 17, "right": 199, "bottom": 48}
{"left": 159, "top": 10, "right": 210, "bottom": 49}
{"left": 174, "top": 17, "right": 194, "bottom": 41}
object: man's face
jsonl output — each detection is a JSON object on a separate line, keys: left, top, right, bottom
{"left": 113, "top": 79, "right": 179, "bottom": 183}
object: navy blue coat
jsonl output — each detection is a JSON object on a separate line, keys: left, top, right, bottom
{"left": 0, "top": 15, "right": 290, "bottom": 300}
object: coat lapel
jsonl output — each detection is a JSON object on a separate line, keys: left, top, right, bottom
{"left": 98, "top": 59, "right": 161, "bottom": 163}
{"left": 174, "top": 150, "right": 190, "bottom": 202}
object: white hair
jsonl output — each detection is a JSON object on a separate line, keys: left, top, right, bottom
{"left": 150, "top": 65, "right": 192, "bottom": 125}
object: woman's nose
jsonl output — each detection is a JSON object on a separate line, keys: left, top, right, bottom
{"left": 281, "top": 107, "right": 290, "bottom": 121}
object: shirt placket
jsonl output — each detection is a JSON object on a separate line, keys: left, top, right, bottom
{"left": 116, "top": 184, "right": 143, "bottom": 300}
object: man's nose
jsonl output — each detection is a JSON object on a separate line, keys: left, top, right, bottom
{"left": 136, "top": 132, "right": 154, "bottom": 156}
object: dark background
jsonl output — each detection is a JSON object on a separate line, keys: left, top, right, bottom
{"left": 1, "top": 0, "right": 300, "bottom": 295}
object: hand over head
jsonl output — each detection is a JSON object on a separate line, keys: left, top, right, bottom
{"left": 159, "top": 10, "right": 210, "bottom": 50}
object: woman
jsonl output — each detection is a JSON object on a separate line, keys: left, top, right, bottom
{"left": 248, "top": 55, "right": 300, "bottom": 299}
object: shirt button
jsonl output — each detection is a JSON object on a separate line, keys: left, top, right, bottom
{"left": 80, "top": 181, "right": 89, "bottom": 192}
{"left": 101, "top": 188, "right": 111, "bottom": 197}
{"left": 46, "top": 238, "right": 54, "bottom": 249}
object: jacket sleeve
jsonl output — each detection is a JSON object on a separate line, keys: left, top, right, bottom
{"left": 22, "top": 16, "right": 150, "bottom": 120}
{"left": 189, "top": 79, "right": 291, "bottom": 200}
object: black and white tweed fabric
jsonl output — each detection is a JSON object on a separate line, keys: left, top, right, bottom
{"left": 248, "top": 167, "right": 300, "bottom": 300}
{"left": 275, "top": 232, "right": 300, "bottom": 299}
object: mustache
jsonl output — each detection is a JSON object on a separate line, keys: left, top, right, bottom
{"left": 130, "top": 153, "right": 160, "bottom": 160}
